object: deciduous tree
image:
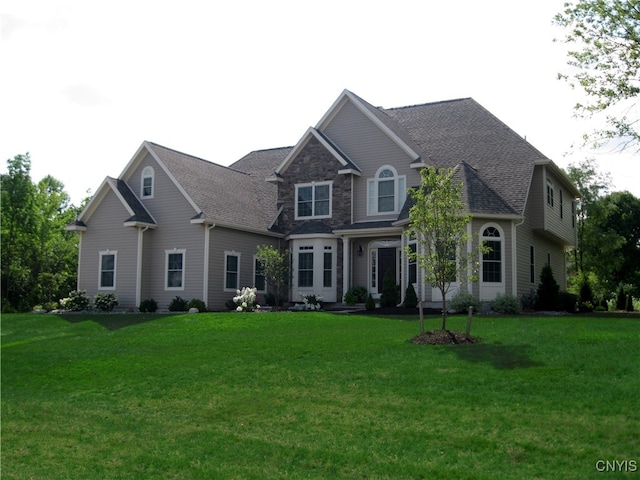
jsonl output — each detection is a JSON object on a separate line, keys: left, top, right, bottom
{"left": 555, "top": 0, "right": 640, "bottom": 150}
{"left": 406, "top": 166, "right": 480, "bottom": 331}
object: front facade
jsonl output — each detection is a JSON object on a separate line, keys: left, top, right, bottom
{"left": 68, "top": 90, "right": 579, "bottom": 310}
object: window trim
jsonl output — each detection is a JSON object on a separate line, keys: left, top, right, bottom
{"left": 165, "top": 249, "right": 186, "bottom": 291}
{"left": 224, "top": 251, "right": 241, "bottom": 292}
{"left": 98, "top": 250, "right": 117, "bottom": 290}
{"left": 141, "top": 166, "right": 154, "bottom": 199}
{"left": 367, "top": 165, "right": 406, "bottom": 216}
{"left": 294, "top": 181, "right": 332, "bottom": 220}
{"left": 480, "top": 224, "right": 504, "bottom": 285}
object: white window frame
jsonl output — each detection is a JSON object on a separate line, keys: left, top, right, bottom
{"left": 98, "top": 250, "right": 117, "bottom": 290}
{"left": 224, "top": 251, "right": 240, "bottom": 292}
{"left": 367, "top": 165, "right": 406, "bottom": 216}
{"left": 480, "top": 225, "right": 504, "bottom": 285}
{"left": 165, "top": 249, "right": 186, "bottom": 290}
{"left": 294, "top": 181, "right": 332, "bottom": 220}
{"left": 141, "top": 166, "right": 154, "bottom": 199}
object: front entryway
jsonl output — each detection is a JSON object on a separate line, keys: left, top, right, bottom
{"left": 378, "top": 247, "right": 397, "bottom": 289}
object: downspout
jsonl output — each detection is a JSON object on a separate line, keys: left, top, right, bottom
{"left": 203, "top": 223, "right": 216, "bottom": 307}
{"left": 136, "top": 226, "right": 150, "bottom": 308}
{"left": 512, "top": 217, "right": 526, "bottom": 296}
{"left": 76, "top": 232, "right": 83, "bottom": 290}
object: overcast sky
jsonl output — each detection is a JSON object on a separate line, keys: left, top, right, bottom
{"left": 1, "top": 0, "right": 638, "bottom": 205}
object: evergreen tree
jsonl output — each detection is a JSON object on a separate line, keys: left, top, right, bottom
{"left": 536, "top": 264, "right": 560, "bottom": 311}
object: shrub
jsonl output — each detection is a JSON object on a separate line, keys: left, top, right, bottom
{"left": 187, "top": 298, "right": 207, "bottom": 312}
{"left": 380, "top": 270, "right": 399, "bottom": 308}
{"left": 301, "top": 294, "right": 323, "bottom": 310}
{"left": 403, "top": 283, "right": 418, "bottom": 308}
{"left": 559, "top": 291, "right": 578, "bottom": 313}
{"left": 365, "top": 293, "right": 376, "bottom": 311}
{"left": 536, "top": 264, "right": 560, "bottom": 310}
{"left": 60, "top": 290, "right": 90, "bottom": 311}
{"left": 233, "top": 287, "right": 260, "bottom": 312}
{"left": 139, "top": 298, "right": 158, "bottom": 313}
{"left": 626, "top": 294, "right": 634, "bottom": 312}
{"left": 579, "top": 281, "right": 594, "bottom": 305}
{"left": 616, "top": 285, "right": 626, "bottom": 310}
{"left": 344, "top": 286, "right": 368, "bottom": 305}
{"left": 94, "top": 292, "right": 119, "bottom": 312}
{"left": 168, "top": 296, "right": 189, "bottom": 312}
{"left": 449, "top": 291, "right": 480, "bottom": 314}
{"left": 491, "top": 293, "right": 521, "bottom": 314}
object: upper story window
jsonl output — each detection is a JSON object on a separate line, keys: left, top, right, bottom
{"left": 546, "top": 180, "right": 554, "bottom": 207}
{"left": 295, "top": 182, "right": 332, "bottom": 219}
{"left": 559, "top": 189, "right": 564, "bottom": 219}
{"left": 368, "top": 166, "right": 406, "bottom": 215}
{"left": 141, "top": 166, "right": 154, "bottom": 198}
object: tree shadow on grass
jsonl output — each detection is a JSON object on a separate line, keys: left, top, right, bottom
{"left": 58, "top": 313, "right": 175, "bottom": 331}
{"left": 444, "top": 342, "right": 545, "bottom": 369}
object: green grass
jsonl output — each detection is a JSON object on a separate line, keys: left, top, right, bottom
{"left": 2, "top": 312, "right": 638, "bottom": 479}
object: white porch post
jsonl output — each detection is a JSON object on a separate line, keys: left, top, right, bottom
{"left": 342, "top": 236, "right": 350, "bottom": 303}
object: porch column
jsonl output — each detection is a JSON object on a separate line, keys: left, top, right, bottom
{"left": 342, "top": 236, "right": 350, "bottom": 303}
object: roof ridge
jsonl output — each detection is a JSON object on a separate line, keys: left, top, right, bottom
{"left": 146, "top": 141, "right": 250, "bottom": 175}
{"left": 384, "top": 97, "right": 473, "bottom": 111}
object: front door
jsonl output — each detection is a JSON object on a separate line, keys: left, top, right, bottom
{"left": 378, "top": 247, "right": 397, "bottom": 289}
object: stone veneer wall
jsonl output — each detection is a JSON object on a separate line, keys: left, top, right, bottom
{"left": 277, "top": 136, "right": 353, "bottom": 300}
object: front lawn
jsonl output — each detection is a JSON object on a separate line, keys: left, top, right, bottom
{"left": 2, "top": 312, "right": 638, "bottom": 479}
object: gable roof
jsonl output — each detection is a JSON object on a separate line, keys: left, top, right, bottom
{"left": 146, "top": 142, "right": 285, "bottom": 234}
{"left": 69, "top": 176, "right": 156, "bottom": 229}
{"left": 271, "top": 127, "right": 362, "bottom": 177}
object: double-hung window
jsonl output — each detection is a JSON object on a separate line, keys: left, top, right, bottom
{"left": 166, "top": 249, "right": 185, "bottom": 289}
{"left": 99, "top": 250, "right": 117, "bottom": 289}
{"left": 368, "top": 166, "right": 406, "bottom": 215}
{"left": 546, "top": 180, "right": 554, "bottom": 207}
{"left": 482, "top": 227, "right": 502, "bottom": 283}
{"left": 298, "top": 246, "right": 314, "bottom": 287}
{"left": 224, "top": 252, "right": 240, "bottom": 291}
{"left": 295, "top": 182, "right": 332, "bottom": 219}
{"left": 141, "top": 166, "right": 154, "bottom": 198}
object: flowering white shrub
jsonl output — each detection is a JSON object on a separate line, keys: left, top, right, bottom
{"left": 300, "top": 293, "right": 324, "bottom": 310}
{"left": 233, "top": 287, "right": 260, "bottom": 312}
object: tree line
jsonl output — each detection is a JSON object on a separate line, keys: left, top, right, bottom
{"left": 1, "top": 154, "right": 86, "bottom": 312}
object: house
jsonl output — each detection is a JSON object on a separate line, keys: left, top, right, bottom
{"left": 67, "top": 89, "right": 579, "bottom": 311}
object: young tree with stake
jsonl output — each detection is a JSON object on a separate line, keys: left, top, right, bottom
{"left": 406, "top": 166, "right": 483, "bottom": 331}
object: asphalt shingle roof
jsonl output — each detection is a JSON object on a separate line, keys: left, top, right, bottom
{"left": 381, "top": 98, "right": 545, "bottom": 216}
{"left": 147, "top": 143, "right": 286, "bottom": 232}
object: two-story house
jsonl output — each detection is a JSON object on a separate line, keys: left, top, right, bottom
{"left": 67, "top": 89, "right": 579, "bottom": 310}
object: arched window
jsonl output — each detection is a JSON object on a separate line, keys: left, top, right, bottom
{"left": 141, "top": 166, "right": 154, "bottom": 198}
{"left": 367, "top": 166, "right": 406, "bottom": 215}
{"left": 482, "top": 226, "right": 502, "bottom": 283}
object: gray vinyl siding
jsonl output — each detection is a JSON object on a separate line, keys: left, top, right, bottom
{"left": 470, "top": 218, "right": 514, "bottom": 300}
{"left": 543, "top": 168, "right": 577, "bottom": 246}
{"left": 207, "top": 227, "right": 280, "bottom": 311}
{"left": 134, "top": 158, "right": 205, "bottom": 310}
{"left": 321, "top": 101, "right": 420, "bottom": 223}
{"left": 77, "top": 191, "right": 139, "bottom": 307}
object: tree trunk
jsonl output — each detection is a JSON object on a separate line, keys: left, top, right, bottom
{"left": 440, "top": 288, "right": 447, "bottom": 330}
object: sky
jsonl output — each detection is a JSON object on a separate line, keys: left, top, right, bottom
{"left": 1, "top": 0, "right": 638, "bottom": 206}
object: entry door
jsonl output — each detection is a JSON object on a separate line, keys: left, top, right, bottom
{"left": 378, "top": 248, "right": 397, "bottom": 288}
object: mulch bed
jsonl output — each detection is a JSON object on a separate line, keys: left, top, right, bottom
{"left": 409, "top": 329, "right": 481, "bottom": 345}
